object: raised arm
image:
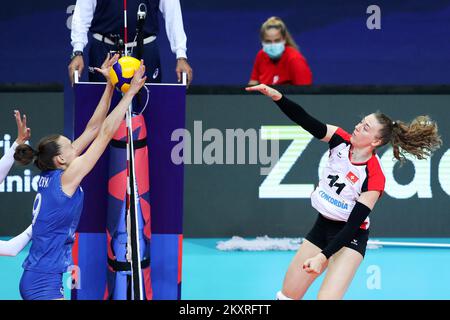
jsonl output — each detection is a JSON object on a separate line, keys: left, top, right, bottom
{"left": 245, "top": 84, "right": 338, "bottom": 142}
{"left": 72, "top": 54, "right": 120, "bottom": 156}
{"left": 62, "top": 62, "right": 147, "bottom": 196}
{"left": 0, "top": 110, "right": 30, "bottom": 183}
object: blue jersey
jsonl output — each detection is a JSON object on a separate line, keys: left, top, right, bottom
{"left": 23, "top": 169, "right": 84, "bottom": 273}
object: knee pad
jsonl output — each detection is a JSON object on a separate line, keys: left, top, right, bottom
{"left": 276, "top": 290, "right": 293, "bottom": 300}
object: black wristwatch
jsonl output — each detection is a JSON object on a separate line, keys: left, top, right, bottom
{"left": 70, "top": 50, "right": 83, "bottom": 60}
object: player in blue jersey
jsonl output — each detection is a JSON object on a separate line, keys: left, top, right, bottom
{"left": 0, "top": 110, "right": 32, "bottom": 257}
{"left": 13, "top": 54, "right": 147, "bottom": 300}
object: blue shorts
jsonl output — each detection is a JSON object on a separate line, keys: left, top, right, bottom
{"left": 19, "top": 270, "right": 64, "bottom": 300}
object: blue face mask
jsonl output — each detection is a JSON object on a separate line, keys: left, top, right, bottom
{"left": 262, "top": 41, "right": 286, "bottom": 59}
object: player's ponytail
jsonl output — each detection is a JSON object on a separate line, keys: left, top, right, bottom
{"left": 14, "top": 134, "right": 61, "bottom": 171}
{"left": 375, "top": 113, "right": 442, "bottom": 163}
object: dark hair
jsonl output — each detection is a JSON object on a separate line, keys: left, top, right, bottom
{"left": 14, "top": 134, "right": 62, "bottom": 171}
{"left": 374, "top": 113, "right": 442, "bottom": 163}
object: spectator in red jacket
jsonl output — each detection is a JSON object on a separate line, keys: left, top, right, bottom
{"left": 249, "top": 17, "right": 312, "bottom": 86}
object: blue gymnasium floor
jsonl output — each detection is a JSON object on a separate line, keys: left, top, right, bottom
{"left": 1, "top": 238, "right": 450, "bottom": 300}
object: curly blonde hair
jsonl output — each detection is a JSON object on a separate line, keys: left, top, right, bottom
{"left": 375, "top": 113, "right": 442, "bottom": 163}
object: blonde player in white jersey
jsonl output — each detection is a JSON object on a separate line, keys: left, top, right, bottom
{"left": 0, "top": 110, "right": 32, "bottom": 256}
{"left": 246, "top": 84, "right": 442, "bottom": 300}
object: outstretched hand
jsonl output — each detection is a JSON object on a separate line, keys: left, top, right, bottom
{"left": 14, "top": 110, "right": 31, "bottom": 144}
{"left": 245, "top": 84, "right": 283, "bottom": 101}
{"left": 94, "top": 53, "right": 120, "bottom": 83}
{"left": 127, "top": 60, "right": 147, "bottom": 95}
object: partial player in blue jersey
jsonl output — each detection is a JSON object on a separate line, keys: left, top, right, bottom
{"left": 13, "top": 54, "right": 147, "bottom": 300}
{"left": 0, "top": 110, "right": 32, "bottom": 257}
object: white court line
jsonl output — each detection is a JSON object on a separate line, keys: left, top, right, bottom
{"left": 368, "top": 240, "right": 450, "bottom": 248}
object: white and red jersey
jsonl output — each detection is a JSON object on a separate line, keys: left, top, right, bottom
{"left": 310, "top": 128, "right": 385, "bottom": 229}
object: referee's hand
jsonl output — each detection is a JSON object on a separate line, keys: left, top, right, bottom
{"left": 176, "top": 58, "right": 193, "bottom": 87}
{"left": 68, "top": 56, "right": 85, "bottom": 86}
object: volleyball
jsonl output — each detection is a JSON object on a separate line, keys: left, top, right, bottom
{"left": 109, "top": 56, "right": 141, "bottom": 93}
